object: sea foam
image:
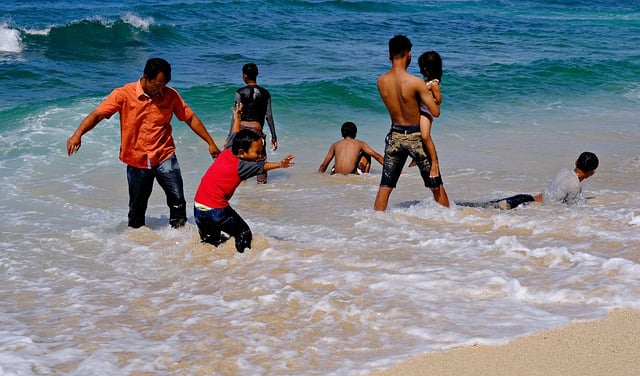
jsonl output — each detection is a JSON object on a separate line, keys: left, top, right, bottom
{"left": 0, "top": 24, "right": 22, "bottom": 53}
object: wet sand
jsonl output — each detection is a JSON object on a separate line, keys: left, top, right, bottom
{"left": 371, "top": 309, "right": 640, "bottom": 376}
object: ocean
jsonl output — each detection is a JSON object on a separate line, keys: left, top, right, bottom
{"left": 1, "top": 0, "right": 639, "bottom": 374}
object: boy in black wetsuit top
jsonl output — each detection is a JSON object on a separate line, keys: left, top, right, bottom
{"left": 233, "top": 63, "right": 278, "bottom": 184}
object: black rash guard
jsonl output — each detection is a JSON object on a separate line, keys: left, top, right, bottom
{"left": 234, "top": 85, "right": 277, "bottom": 141}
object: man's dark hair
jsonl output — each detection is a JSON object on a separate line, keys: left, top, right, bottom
{"left": 341, "top": 121, "right": 357, "bottom": 138}
{"left": 389, "top": 34, "right": 412, "bottom": 59}
{"left": 242, "top": 63, "right": 259, "bottom": 80}
{"left": 144, "top": 58, "right": 171, "bottom": 82}
{"left": 232, "top": 129, "right": 262, "bottom": 155}
{"left": 576, "top": 151, "right": 599, "bottom": 172}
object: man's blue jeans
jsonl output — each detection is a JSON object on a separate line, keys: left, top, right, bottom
{"left": 126, "top": 154, "right": 187, "bottom": 228}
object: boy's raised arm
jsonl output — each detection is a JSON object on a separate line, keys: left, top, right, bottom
{"left": 230, "top": 103, "right": 243, "bottom": 134}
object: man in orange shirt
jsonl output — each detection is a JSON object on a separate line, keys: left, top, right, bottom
{"left": 66, "top": 58, "right": 220, "bottom": 229}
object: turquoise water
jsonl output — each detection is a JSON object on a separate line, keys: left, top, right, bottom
{"left": 1, "top": 1, "right": 640, "bottom": 375}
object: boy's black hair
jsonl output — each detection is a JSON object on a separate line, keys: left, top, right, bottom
{"left": 341, "top": 121, "right": 357, "bottom": 138}
{"left": 144, "top": 58, "right": 171, "bottom": 82}
{"left": 576, "top": 151, "right": 599, "bottom": 172}
{"left": 242, "top": 63, "right": 259, "bottom": 80}
{"left": 388, "top": 35, "right": 412, "bottom": 59}
{"left": 418, "top": 51, "right": 443, "bottom": 82}
{"left": 231, "top": 129, "right": 262, "bottom": 156}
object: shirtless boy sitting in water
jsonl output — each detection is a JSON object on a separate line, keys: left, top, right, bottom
{"left": 318, "top": 121, "right": 384, "bottom": 175}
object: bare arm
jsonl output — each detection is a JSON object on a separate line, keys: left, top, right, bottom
{"left": 230, "top": 103, "right": 243, "bottom": 134}
{"left": 428, "top": 80, "right": 442, "bottom": 105}
{"left": 418, "top": 81, "right": 440, "bottom": 118}
{"left": 361, "top": 142, "right": 384, "bottom": 165}
{"left": 185, "top": 113, "right": 220, "bottom": 159}
{"left": 66, "top": 110, "right": 105, "bottom": 156}
{"left": 229, "top": 92, "right": 242, "bottom": 131}
{"left": 223, "top": 103, "right": 244, "bottom": 149}
{"left": 264, "top": 155, "right": 295, "bottom": 171}
{"left": 318, "top": 144, "right": 336, "bottom": 173}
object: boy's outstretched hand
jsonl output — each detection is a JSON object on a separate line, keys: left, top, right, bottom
{"left": 280, "top": 155, "right": 295, "bottom": 168}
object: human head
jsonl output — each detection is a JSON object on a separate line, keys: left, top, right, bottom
{"left": 388, "top": 35, "right": 412, "bottom": 60}
{"left": 341, "top": 121, "right": 357, "bottom": 139}
{"left": 418, "top": 51, "right": 442, "bottom": 81}
{"left": 232, "top": 129, "right": 264, "bottom": 160}
{"left": 144, "top": 58, "right": 171, "bottom": 82}
{"left": 242, "top": 63, "right": 259, "bottom": 81}
{"left": 576, "top": 151, "right": 599, "bottom": 172}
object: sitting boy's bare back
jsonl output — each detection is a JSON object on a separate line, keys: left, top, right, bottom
{"left": 331, "top": 139, "right": 371, "bottom": 174}
{"left": 318, "top": 121, "right": 384, "bottom": 175}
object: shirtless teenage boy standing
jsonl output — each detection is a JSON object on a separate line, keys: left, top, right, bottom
{"left": 374, "top": 35, "right": 445, "bottom": 211}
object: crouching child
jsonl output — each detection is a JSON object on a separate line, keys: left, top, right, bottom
{"left": 193, "top": 103, "right": 295, "bottom": 252}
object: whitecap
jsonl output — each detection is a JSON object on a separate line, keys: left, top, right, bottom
{"left": 0, "top": 24, "right": 22, "bottom": 53}
{"left": 121, "top": 12, "right": 154, "bottom": 32}
{"left": 23, "top": 27, "right": 51, "bottom": 36}
{"left": 624, "top": 83, "right": 640, "bottom": 102}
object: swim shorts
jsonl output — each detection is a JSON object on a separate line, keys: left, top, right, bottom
{"left": 379, "top": 127, "right": 443, "bottom": 189}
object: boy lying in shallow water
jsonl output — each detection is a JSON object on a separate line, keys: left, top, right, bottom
{"left": 457, "top": 152, "right": 599, "bottom": 209}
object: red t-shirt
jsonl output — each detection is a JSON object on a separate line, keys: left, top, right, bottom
{"left": 194, "top": 143, "right": 265, "bottom": 209}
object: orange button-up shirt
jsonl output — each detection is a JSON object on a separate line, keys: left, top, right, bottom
{"left": 95, "top": 79, "right": 194, "bottom": 169}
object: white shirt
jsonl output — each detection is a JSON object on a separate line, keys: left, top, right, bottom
{"left": 542, "top": 168, "right": 583, "bottom": 205}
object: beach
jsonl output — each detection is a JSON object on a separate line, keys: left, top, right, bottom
{"left": 1, "top": 1, "right": 639, "bottom": 374}
{"left": 373, "top": 309, "right": 640, "bottom": 376}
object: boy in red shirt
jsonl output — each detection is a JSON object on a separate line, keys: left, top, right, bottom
{"left": 193, "top": 104, "right": 295, "bottom": 253}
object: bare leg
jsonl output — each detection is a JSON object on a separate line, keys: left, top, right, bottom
{"left": 430, "top": 185, "right": 450, "bottom": 208}
{"left": 358, "top": 154, "right": 372, "bottom": 173}
{"left": 374, "top": 186, "right": 393, "bottom": 211}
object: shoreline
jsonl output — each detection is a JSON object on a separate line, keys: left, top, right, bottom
{"left": 371, "top": 309, "right": 640, "bottom": 376}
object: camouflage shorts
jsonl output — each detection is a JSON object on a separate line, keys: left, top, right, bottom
{"left": 380, "top": 130, "right": 442, "bottom": 188}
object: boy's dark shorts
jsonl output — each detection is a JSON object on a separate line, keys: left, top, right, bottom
{"left": 380, "top": 130, "right": 443, "bottom": 189}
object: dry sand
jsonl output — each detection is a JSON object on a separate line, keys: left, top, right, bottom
{"left": 371, "top": 309, "right": 640, "bottom": 376}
